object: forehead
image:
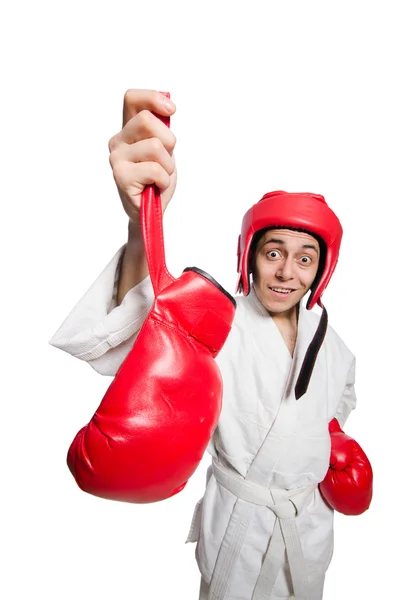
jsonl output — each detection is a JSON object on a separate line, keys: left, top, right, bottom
{"left": 257, "top": 228, "right": 320, "bottom": 250}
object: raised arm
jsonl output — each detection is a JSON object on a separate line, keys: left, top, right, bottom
{"left": 49, "top": 89, "right": 178, "bottom": 374}
{"left": 109, "top": 89, "right": 177, "bottom": 304}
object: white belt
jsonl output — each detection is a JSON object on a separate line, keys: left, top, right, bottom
{"left": 209, "top": 459, "right": 316, "bottom": 600}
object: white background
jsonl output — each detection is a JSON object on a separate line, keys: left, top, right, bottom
{"left": 2, "top": 1, "right": 395, "bottom": 598}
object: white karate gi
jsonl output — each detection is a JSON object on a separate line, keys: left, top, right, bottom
{"left": 50, "top": 245, "right": 357, "bottom": 600}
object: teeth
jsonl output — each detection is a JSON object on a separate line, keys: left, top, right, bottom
{"left": 271, "top": 287, "right": 292, "bottom": 294}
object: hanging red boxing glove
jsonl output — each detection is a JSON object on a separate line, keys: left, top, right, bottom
{"left": 66, "top": 94, "right": 236, "bottom": 504}
{"left": 319, "top": 418, "right": 373, "bottom": 515}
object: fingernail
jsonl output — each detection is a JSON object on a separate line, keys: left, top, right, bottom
{"left": 161, "top": 96, "right": 175, "bottom": 112}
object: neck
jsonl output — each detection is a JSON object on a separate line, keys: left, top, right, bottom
{"left": 271, "top": 303, "right": 300, "bottom": 358}
{"left": 251, "top": 283, "right": 300, "bottom": 356}
{"left": 269, "top": 303, "right": 299, "bottom": 327}
{"left": 269, "top": 305, "right": 299, "bottom": 328}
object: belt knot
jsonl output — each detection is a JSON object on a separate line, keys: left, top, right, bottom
{"left": 269, "top": 499, "right": 297, "bottom": 519}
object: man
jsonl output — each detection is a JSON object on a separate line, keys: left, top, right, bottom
{"left": 50, "top": 90, "right": 371, "bottom": 599}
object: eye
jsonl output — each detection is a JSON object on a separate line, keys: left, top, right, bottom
{"left": 300, "top": 255, "right": 313, "bottom": 264}
{"left": 267, "top": 249, "right": 281, "bottom": 259}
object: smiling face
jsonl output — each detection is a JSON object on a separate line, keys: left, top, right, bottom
{"left": 252, "top": 228, "right": 321, "bottom": 317}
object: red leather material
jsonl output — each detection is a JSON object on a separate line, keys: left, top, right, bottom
{"left": 67, "top": 95, "right": 236, "bottom": 503}
{"left": 319, "top": 418, "right": 373, "bottom": 515}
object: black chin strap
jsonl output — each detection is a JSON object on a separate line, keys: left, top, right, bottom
{"left": 294, "top": 304, "right": 328, "bottom": 400}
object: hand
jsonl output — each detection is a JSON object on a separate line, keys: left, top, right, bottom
{"left": 108, "top": 89, "right": 177, "bottom": 226}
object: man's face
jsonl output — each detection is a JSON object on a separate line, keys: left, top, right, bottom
{"left": 252, "top": 228, "right": 320, "bottom": 316}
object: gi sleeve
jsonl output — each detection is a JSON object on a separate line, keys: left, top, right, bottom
{"left": 48, "top": 244, "right": 155, "bottom": 376}
{"left": 334, "top": 357, "right": 357, "bottom": 428}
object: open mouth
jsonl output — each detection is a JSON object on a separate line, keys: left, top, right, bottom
{"left": 269, "top": 287, "right": 296, "bottom": 296}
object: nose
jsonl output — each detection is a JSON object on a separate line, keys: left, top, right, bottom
{"left": 276, "top": 257, "right": 295, "bottom": 281}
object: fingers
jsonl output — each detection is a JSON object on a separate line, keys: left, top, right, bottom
{"left": 109, "top": 138, "right": 175, "bottom": 177}
{"left": 123, "top": 109, "right": 176, "bottom": 152}
{"left": 109, "top": 88, "right": 177, "bottom": 154}
{"left": 109, "top": 109, "right": 177, "bottom": 156}
{"left": 108, "top": 89, "right": 178, "bottom": 220}
{"left": 122, "top": 89, "right": 176, "bottom": 128}
{"left": 112, "top": 160, "right": 171, "bottom": 195}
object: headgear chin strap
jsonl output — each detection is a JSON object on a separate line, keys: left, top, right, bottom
{"left": 236, "top": 191, "right": 343, "bottom": 399}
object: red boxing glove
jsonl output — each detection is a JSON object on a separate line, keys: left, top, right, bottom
{"left": 319, "top": 418, "right": 373, "bottom": 515}
{"left": 67, "top": 94, "right": 236, "bottom": 503}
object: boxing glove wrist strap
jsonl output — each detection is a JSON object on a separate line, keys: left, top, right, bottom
{"left": 140, "top": 92, "right": 175, "bottom": 297}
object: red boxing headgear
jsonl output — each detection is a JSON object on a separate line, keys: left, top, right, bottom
{"left": 236, "top": 191, "right": 343, "bottom": 309}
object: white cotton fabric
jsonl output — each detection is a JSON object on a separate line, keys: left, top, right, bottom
{"left": 49, "top": 245, "right": 357, "bottom": 600}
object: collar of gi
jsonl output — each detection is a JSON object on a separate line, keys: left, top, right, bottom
{"left": 248, "top": 287, "right": 328, "bottom": 400}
